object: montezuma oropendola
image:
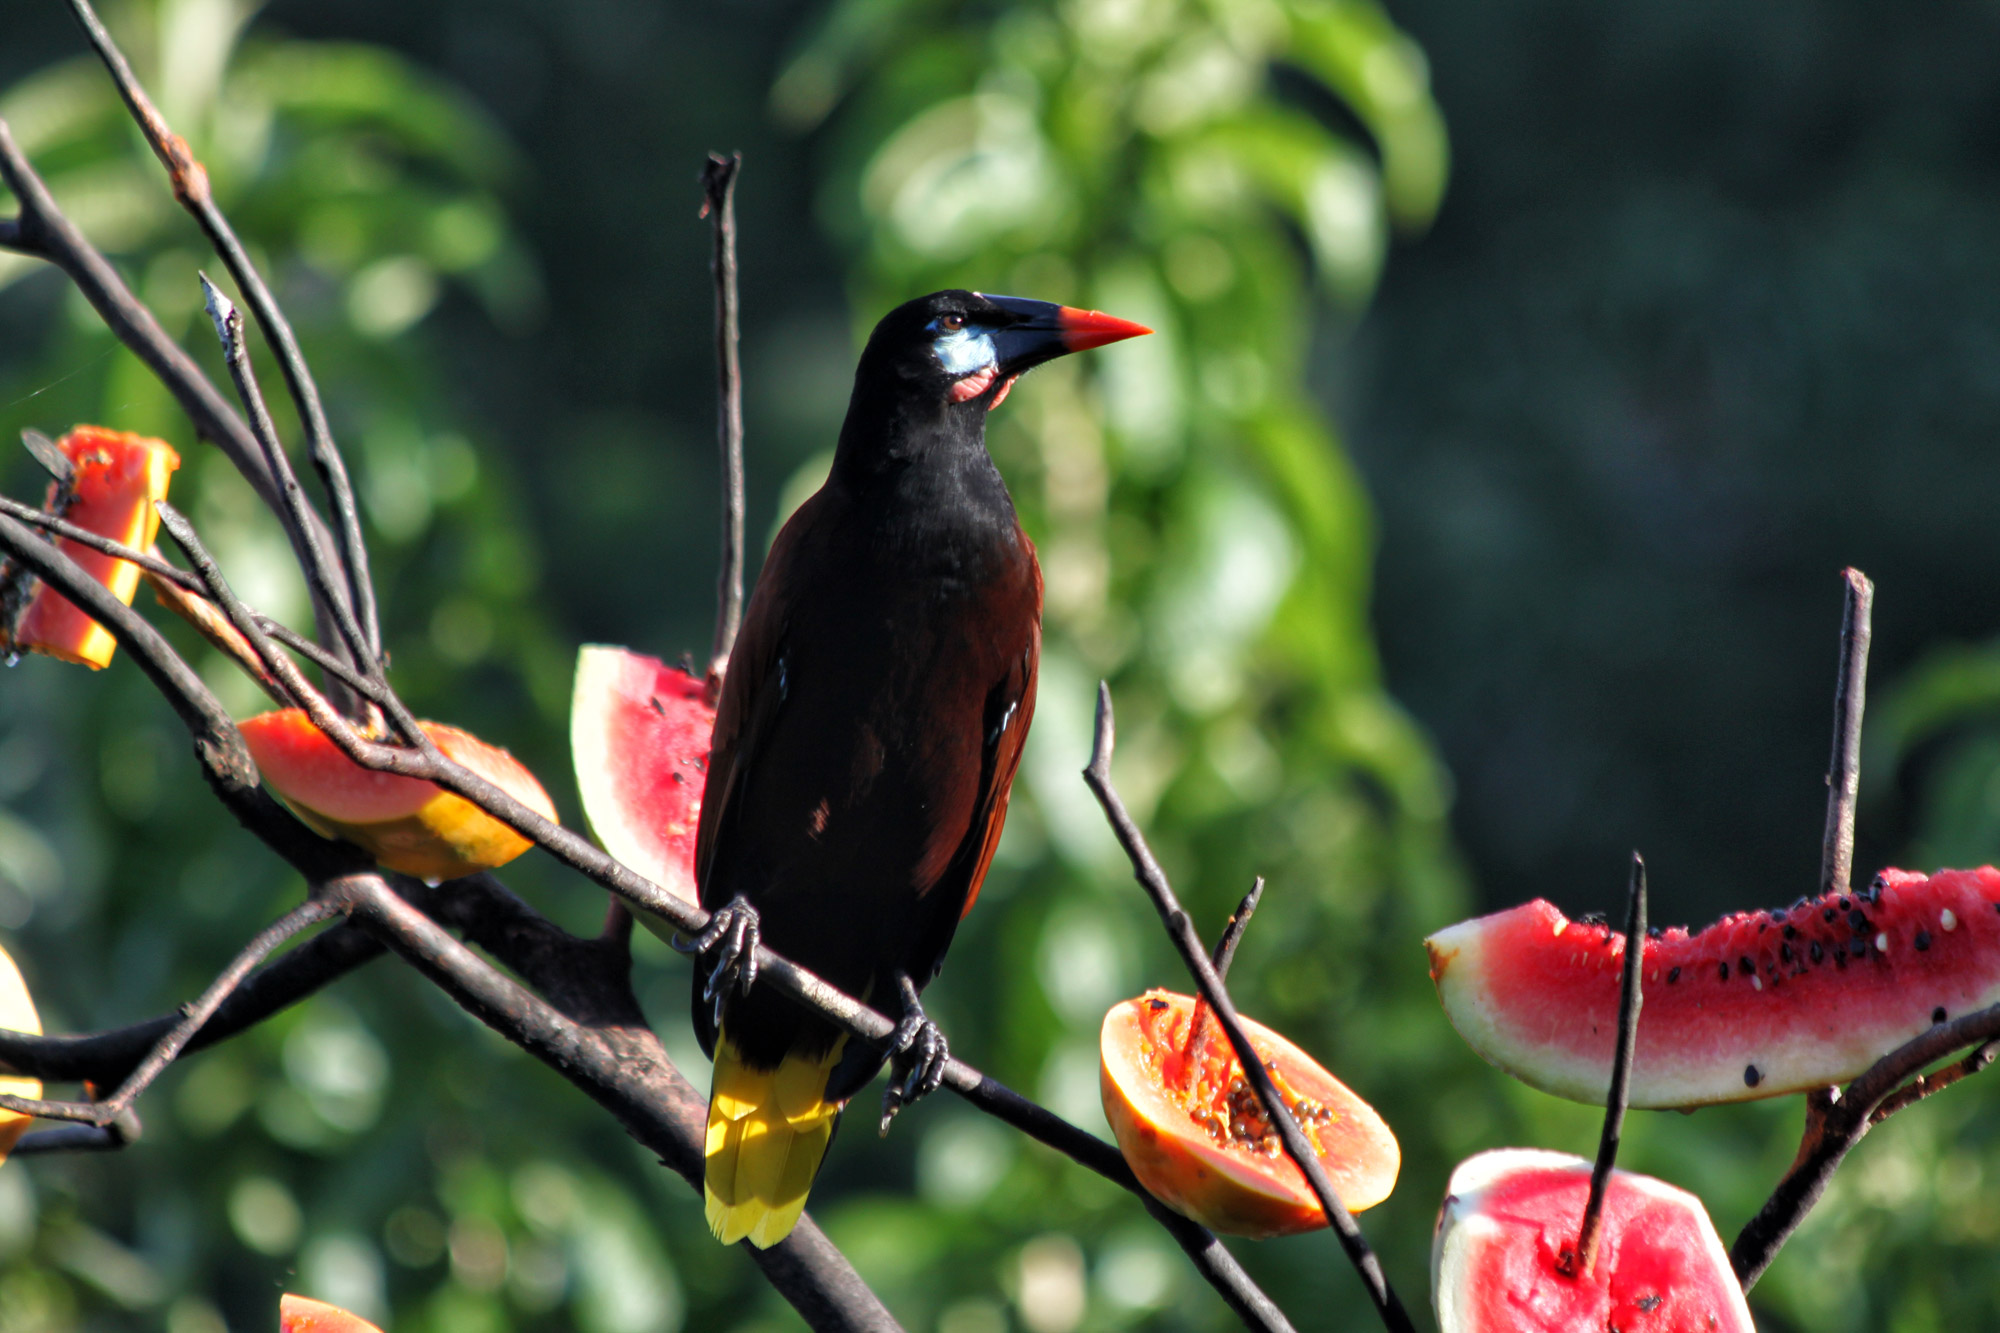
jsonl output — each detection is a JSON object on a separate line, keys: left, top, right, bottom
{"left": 688, "top": 290, "right": 1149, "bottom": 1247}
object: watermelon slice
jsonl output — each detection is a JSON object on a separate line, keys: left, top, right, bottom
{"left": 4, "top": 426, "right": 180, "bottom": 669}
{"left": 1428, "top": 867, "right": 2000, "bottom": 1107}
{"left": 569, "top": 645, "right": 714, "bottom": 908}
{"left": 1432, "top": 1148, "right": 1754, "bottom": 1333}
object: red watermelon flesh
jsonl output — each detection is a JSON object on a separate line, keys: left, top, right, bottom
{"left": 570, "top": 645, "right": 714, "bottom": 908}
{"left": 1428, "top": 867, "right": 2000, "bottom": 1107}
{"left": 1432, "top": 1148, "right": 1753, "bottom": 1333}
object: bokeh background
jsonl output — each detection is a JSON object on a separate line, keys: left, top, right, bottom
{"left": 4, "top": 0, "right": 2000, "bottom": 1329}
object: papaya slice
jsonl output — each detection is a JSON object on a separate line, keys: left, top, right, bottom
{"left": 569, "top": 645, "right": 714, "bottom": 907}
{"left": 5, "top": 427, "right": 180, "bottom": 669}
{"left": 239, "top": 708, "right": 557, "bottom": 880}
{"left": 0, "top": 941, "right": 42, "bottom": 1166}
{"left": 1100, "top": 989, "right": 1399, "bottom": 1237}
{"left": 1432, "top": 1148, "right": 1754, "bottom": 1333}
{"left": 280, "top": 1294, "right": 385, "bottom": 1333}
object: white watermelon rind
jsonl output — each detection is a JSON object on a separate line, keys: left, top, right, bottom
{"left": 1426, "top": 871, "right": 2000, "bottom": 1109}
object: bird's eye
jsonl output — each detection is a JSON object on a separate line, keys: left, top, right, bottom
{"left": 938, "top": 313, "right": 966, "bottom": 332}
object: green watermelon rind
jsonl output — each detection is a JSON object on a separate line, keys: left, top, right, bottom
{"left": 1431, "top": 1148, "right": 1754, "bottom": 1333}
{"left": 1427, "top": 867, "right": 2000, "bottom": 1108}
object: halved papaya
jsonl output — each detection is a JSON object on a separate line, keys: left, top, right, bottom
{"left": 6, "top": 426, "right": 180, "bottom": 669}
{"left": 1100, "top": 989, "right": 1399, "bottom": 1237}
{"left": 239, "top": 709, "right": 557, "bottom": 880}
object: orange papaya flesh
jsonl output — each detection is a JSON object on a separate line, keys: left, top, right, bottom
{"left": 0, "top": 942, "right": 42, "bottom": 1166}
{"left": 569, "top": 644, "right": 714, "bottom": 909}
{"left": 280, "top": 1294, "right": 385, "bottom": 1333}
{"left": 6, "top": 427, "right": 180, "bottom": 669}
{"left": 239, "top": 708, "right": 557, "bottom": 880}
{"left": 1100, "top": 990, "right": 1399, "bottom": 1237}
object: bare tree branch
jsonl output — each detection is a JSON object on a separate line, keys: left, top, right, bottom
{"left": 63, "top": 0, "right": 381, "bottom": 662}
{"left": 1820, "top": 569, "right": 1873, "bottom": 898}
{"left": 700, "top": 152, "right": 746, "bottom": 681}
{"left": 1732, "top": 998, "right": 2000, "bottom": 1289}
{"left": 1084, "top": 683, "right": 1414, "bottom": 1333}
{"left": 339, "top": 871, "right": 904, "bottom": 1332}
{"left": 0, "top": 923, "right": 385, "bottom": 1084}
{"left": 199, "top": 276, "right": 376, "bottom": 684}
{"left": 0, "top": 119, "right": 358, "bottom": 669}
{"left": 1574, "top": 853, "right": 1645, "bottom": 1277}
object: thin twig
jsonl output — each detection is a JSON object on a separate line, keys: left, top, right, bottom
{"left": 1181, "top": 879, "right": 1263, "bottom": 1093}
{"left": 99, "top": 897, "right": 341, "bottom": 1113}
{"left": 0, "top": 898, "right": 338, "bottom": 1127}
{"left": 1083, "top": 683, "right": 1413, "bottom": 1333}
{"left": 1732, "top": 999, "right": 2000, "bottom": 1287}
{"left": 0, "top": 120, "right": 357, "bottom": 665}
{"left": 1820, "top": 569, "right": 1873, "bottom": 898}
{"left": 1868, "top": 1040, "right": 2000, "bottom": 1123}
{"left": 64, "top": 0, "right": 380, "bottom": 663}
{"left": 0, "top": 923, "right": 385, "bottom": 1085}
{"left": 199, "top": 276, "right": 375, "bottom": 686}
{"left": 1574, "top": 853, "right": 1646, "bottom": 1277}
{"left": 700, "top": 152, "right": 746, "bottom": 682}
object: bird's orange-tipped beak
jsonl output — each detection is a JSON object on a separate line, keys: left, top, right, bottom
{"left": 1057, "top": 307, "right": 1153, "bottom": 352}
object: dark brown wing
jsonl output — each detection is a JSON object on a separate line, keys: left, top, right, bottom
{"left": 693, "top": 492, "right": 817, "bottom": 902}
{"left": 902, "top": 544, "right": 1040, "bottom": 981}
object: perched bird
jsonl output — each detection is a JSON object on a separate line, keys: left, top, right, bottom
{"left": 690, "top": 290, "right": 1149, "bottom": 1248}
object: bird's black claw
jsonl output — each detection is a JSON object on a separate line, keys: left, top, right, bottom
{"left": 682, "top": 896, "right": 762, "bottom": 1023}
{"left": 878, "top": 974, "right": 949, "bottom": 1136}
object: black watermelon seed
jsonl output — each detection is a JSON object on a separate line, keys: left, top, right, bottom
{"left": 1848, "top": 938, "right": 1867, "bottom": 957}
{"left": 1782, "top": 924, "right": 1798, "bottom": 939}
{"left": 1848, "top": 910, "right": 1869, "bottom": 932}
{"left": 1780, "top": 943, "right": 1794, "bottom": 963}
{"left": 1933, "top": 1007, "right": 1948, "bottom": 1025}
{"left": 1718, "top": 962, "right": 1730, "bottom": 981}
{"left": 1739, "top": 955, "right": 1756, "bottom": 977}
{"left": 1792, "top": 897, "right": 1810, "bottom": 912}
{"left": 1823, "top": 908, "right": 1836, "bottom": 923}
{"left": 1771, "top": 910, "right": 1788, "bottom": 925}
{"left": 1809, "top": 941, "right": 1824, "bottom": 963}
{"left": 1148, "top": 998, "right": 1168, "bottom": 1011}
{"left": 1915, "top": 930, "right": 1931, "bottom": 952}
{"left": 1744, "top": 1065, "right": 1763, "bottom": 1087}
{"left": 1839, "top": 896, "right": 1852, "bottom": 911}
{"left": 1667, "top": 966, "right": 1681, "bottom": 984}
{"left": 1638, "top": 1294, "right": 1663, "bottom": 1313}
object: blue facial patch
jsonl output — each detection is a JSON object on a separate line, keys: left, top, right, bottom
{"left": 930, "top": 322, "right": 998, "bottom": 377}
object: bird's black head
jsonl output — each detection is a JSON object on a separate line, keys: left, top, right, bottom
{"left": 855, "top": 289, "right": 1151, "bottom": 413}
{"left": 833, "top": 289, "right": 1149, "bottom": 487}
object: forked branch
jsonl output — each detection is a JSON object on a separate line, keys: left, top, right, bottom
{"left": 1084, "top": 684, "right": 1415, "bottom": 1333}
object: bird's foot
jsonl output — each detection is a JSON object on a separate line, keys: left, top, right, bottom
{"left": 878, "top": 973, "right": 949, "bottom": 1135}
{"left": 675, "top": 895, "right": 761, "bottom": 1030}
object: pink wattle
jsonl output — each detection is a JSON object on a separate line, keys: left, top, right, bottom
{"left": 950, "top": 365, "right": 998, "bottom": 402}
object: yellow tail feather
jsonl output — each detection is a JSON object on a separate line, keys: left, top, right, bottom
{"left": 704, "top": 1030, "right": 845, "bottom": 1247}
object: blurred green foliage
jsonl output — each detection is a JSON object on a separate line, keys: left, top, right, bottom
{"left": 4, "top": 0, "right": 2000, "bottom": 1331}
